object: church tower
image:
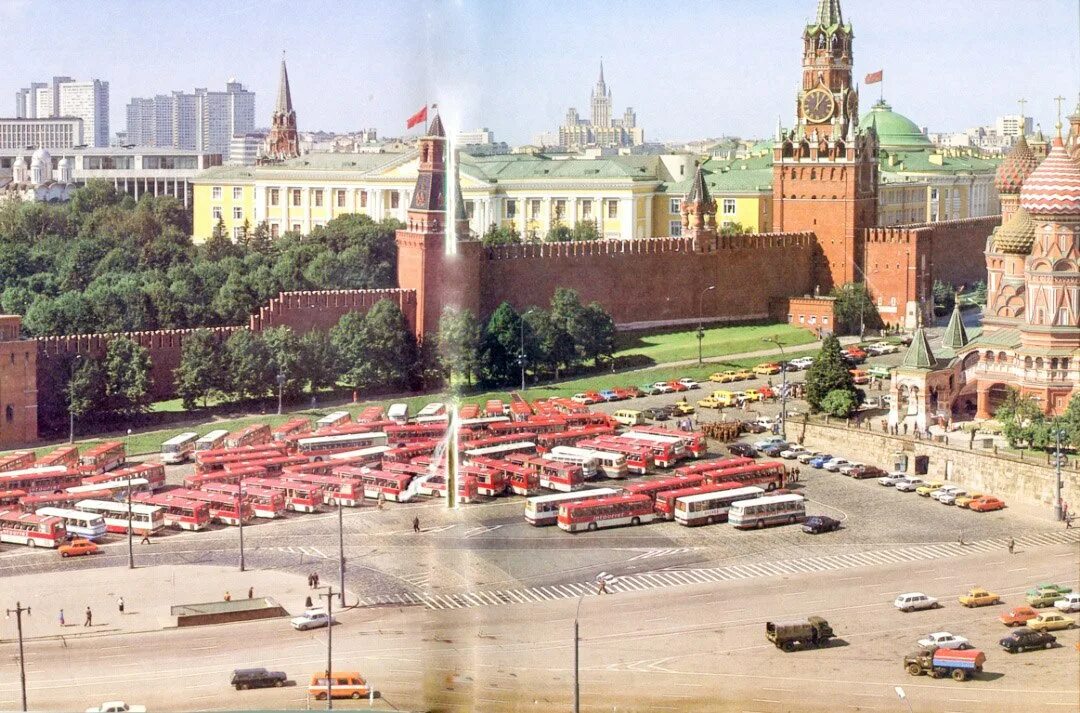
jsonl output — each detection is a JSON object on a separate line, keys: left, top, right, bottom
{"left": 591, "top": 61, "right": 612, "bottom": 128}
{"left": 772, "top": 0, "right": 878, "bottom": 291}
{"left": 264, "top": 56, "right": 300, "bottom": 160}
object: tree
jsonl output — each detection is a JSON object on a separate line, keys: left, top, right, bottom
{"left": 719, "top": 221, "right": 750, "bottom": 236}
{"left": 250, "top": 220, "right": 272, "bottom": 254}
{"left": 237, "top": 218, "right": 252, "bottom": 248}
{"left": 330, "top": 311, "right": 368, "bottom": 392}
{"left": 820, "top": 389, "right": 858, "bottom": 418}
{"left": 549, "top": 288, "right": 587, "bottom": 375}
{"left": 357, "top": 299, "right": 417, "bottom": 392}
{"left": 262, "top": 326, "right": 304, "bottom": 399}
{"left": 225, "top": 329, "right": 272, "bottom": 400}
{"left": 103, "top": 336, "right": 152, "bottom": 414}
{"left": 522, "top": 308, "right": 559, "bottom": 378}
{"left": 481, "top": 302, "right": 523, "bottom": 386}
{"left": 203, "top": 218, "right": 237, "bottom": 261}
{"left": 174, "top": 329, "right": 225, "bottom": 409}
{"left": 1056, "top": 394, "right": 1080, "bottom": 449}
{"left": 805, "top": 335, "right": 857, "bottom": 412}
{"left": 68, "top": 357, "right": 106, "bottom": 424}
{"left": 437, "top": 306, "right": 482, "bottom": 387}
{"left": 995, "top": 389, "right": 1049, "bottom": 449}
{"left": 830, "top": 282, "right": 879, "bottom": 336}
{"left": 298, "top": 330, "right": 340, "bottom": 395}
{"left": 481, "top": 223, "right": 521, "bottom": 247}
{"left": 580, "top": 302, "right": 616, "bottom": 365}
{"left": 571, "top": 220, "right": 601, "bottom": 242}
{"left": 307, "top": 214, "right": 399, "bottom": 288}
{"left": 545, "top": 224, "right": 573, "bottom": 242}
{"left": 933, "top": 280, "right": 957, "bottom": 316}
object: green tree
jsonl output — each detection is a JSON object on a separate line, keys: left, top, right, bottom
{"left": 330, "top": 311, "right": 368, "bottom": 392}
{"left": 580, "top": 302, "right": 616, "bottom": 365}
{"left": 481, "top": 223, "right": 521, "bottom": 246}
{"left": 821, "top": 389, "right": 858, "bottom": 418}
{"left": 1056, "top": 394, "right": 1080, "bottom": 449}
{"left": 298, "top": 330, "right": 340, "bottom": 395}
{"left": 805, "top": 335, "right": 857, "bottom": 412}
{"left": 307, "top": 214, "right": 399, "bottom": 288}
{"left": 522, "top": 308, "right": 559, "bottom": 378}
{"left": 203, "top": 218, "right": 237, "bottom": 261}
{"left": 250, "top": 220, "right": 272, "bottom": 254}
{"left": 545, "top": 224, "right": 573, "bottom": 242}
{"left": 995, "top": 389, "right": 1049, "bottom": 449}
{"left": 68, "top": 356, "right": 107, "bottom": 426}
{"left": 719, "top": 221, "right": 750, "bottom": 236}
{"left": 237, "top": 218, "right": 252, "bottom": 248}
{"left": 933, "top": 280, "right": 956, "bottom": 316}
{"left": 68, "top": 179, "right": 123, "bottom": 223}
{"left": 437, "top": 306, "right": 482, "bottom": 386}
{"left": 571, "top": 220, "right": 601, "bottom": 241}
{"left": 481, "top": 301, "right": 523, "bottom": 386}
{"left": 103, "top": 336, "right": 152, "bottom": 414}
{"left": 262, "top": 326, "right": 304, "bottom": 399}
{"left": 549, "top": 288, "right": 587, "bottom": 375}
{"left": 330, "top": 302, "right": 416, "bottom": 394}
{"left": 225, "top": 329, "right": 272, "bottom": 400}
{"left": 830, "top": 282, "right": 879, "bottom": 336}
{"left": 174, "top": 328, "right": 225, "bottom": 409}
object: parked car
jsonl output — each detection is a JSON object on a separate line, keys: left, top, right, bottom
{"left": 742, "top": 389, "right": 765, "bottom": 402}
{"left": 1000, "top": 605, "right": 1041, "bottom": 627}
{"left": 1028, "top": 588, "right": 1072, "bottom": 609}
{"left": 571, "top": 392, "right": 599, "bottom": 405}
{"left": 958, "top": 588, "right": 1001, "bottom": 608}
{"left": 841, "top": 347, "right": 867, "bottom": 363}
{"left": 59, "top": 539, "right": 100, "bottom": 557}
{"left": 697, "top": 397, "right": 723, "bottom": 410}
{"left": 823, "top": 458, "right": 851, "bottom": 472}
{"left": 652, "top": 382, "right": 675, "bottom": 394}
{"left": 642, "top": 407, "right": 670, "bottom": 422}
{"left": 894, "top": 592, "right": 940, "bottom": 612}
{"left": 938, "top": 489, "right": 969, "bottom": 506}
{"left": 740, "top": 420, "right": 767, "bottom": 434}
{"left": 754, "top": 436, "right": 786, "bottom": 450}
{"left": 930, "top": 485, "right": 964, "bottom": 502}
{"left": 677, "top": 378, "right": 700, "bottom": 390}
{"left": 598, "top": 389, "right": 621, "bottom": 402}
{"left": 754, "top": 362, "right": 782, "bottom": 375}
{"left": 780, "top": 445, "right": 806, "bottom": 459}
{"left": 291, "top": 608, "right": 334, "bottom": 631}
{"left": 837, "top": 461, "right": 864, "bottom": 475}
{"left": 231, "top": 668, "right": 288, "bottom": 690}
{"left": 615, "top": 386, "right": 643, "bottom": 399}
{"left": 802, "top": 515, "right": 841, "bottom": 534}
{"left": 709, "top": 371, "right": 740, "bottom": 383}
{"left": 954, "top": 492, "right": 986, "bottom": 508}
{"left": 915, "top": 481, "right": 945, "bottom": 497}
{"left": 1026, "top": 612, "right": 1077, "bottom": 632}
{"left": 877, "top": 472, "right": 908, "bottom": 486}
{"left": 638, "top": 383, "right": 661, "bottom": 396}
{"left": 968, "top": 495, "right": 1006, "bottom": 512}
{"left": 796, "top": 451, "right": 820, "bottom": 464}
{"left": 666, "top": 380, "right": 689, "bottom": 392}
{"left": 849, "top": 369, "right": 870, "bottom": 385}
{"left": 1054, "top": 593, "right": 1080, "bottom": 613}
{"left": 999, "top": 627, "right": 1056, "bottom": 653}
{"left": 757, "top": 385, "right": 777, "bottom": 399}
{"left": 761, "top": 443, "right": 790, "bottom": 458}
{"left": 849, "top": 465, "right": 885, "bottom": 480}
{"left": 779, "top": 361, "right": 800, "bottom": 372}
{"left": 728, "top": 443, "right": 757, "bottom": 458}
{"left": 894, "top": 477, "right": 926, "bottom": 492}
{"left": 85, "top": 703, "right": 145, "bottom": 713}
{"left": 1026, "top": 583, "right": 1072, "bottom": 597}
{"left": 668, "top": 402, "right": 695, "bottom": 416}
{"left": 917, "top": 632, "right": 972, "bottom": 650}
{"left": 789, "top": 357, "right": 815, "bottom": 369}
{"left": 733, "top": 369, "right": 755, "bottom": 380}
{"left": 808, "top": 454, "right": 833, "bottom": 469}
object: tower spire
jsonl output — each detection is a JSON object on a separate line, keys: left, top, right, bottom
{"left": 276, "top": 54, "right": 293, "bottom": 116}
{"left": 599, "top": 58, "right": 605, "bottom": 85}
{"left": 816, "top": 0, "right": 843, "bottom": 26}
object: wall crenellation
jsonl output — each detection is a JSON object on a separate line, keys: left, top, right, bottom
{"left": 484, "top": 232, "right": 816, "bottom": 260}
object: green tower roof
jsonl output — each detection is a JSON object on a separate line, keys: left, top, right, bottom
{"left": 901, "top": 326, "right": 936, "bottom": 370}
{"left": 941, "top": 305, "right": 969, "bottom": 351}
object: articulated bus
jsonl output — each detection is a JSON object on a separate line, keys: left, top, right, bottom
{"left": 224, "top": 424, "right": 272, "bottom": 449}
{"left": 34, "top": 507, "right": 108, "bottom": 540}
{"left": 18, "top": 489, "right": 109, "bottom": 512}
{"left": 194, "top": 447, "right": 286, "bottom": 474}
{"left": 551, "top": 446, "right": 629, "bottom": 479}
{"left": 728, "top": 493, "right": 806, "bottom": 530}
{"left": 315, "top": 411, "right": 351, "bottom": 429}
{"left": 94, "top": 462, "right": 166, "bottom": 491}
{"left": 168, "top": 488, "right": 253, "bottom": 525}
{"left": 280, "top": 473, "right": 364, "bottom": 507}
{"left": 524, "top": 488, "right": 622, "bottom": 526}
{"left": 705, "top": 462, "right": 786, "bottom": 491}
{"left": 242, "top": 477, "right": 324, "bottom": 513}
{"left": 384, "top": 423, "right": 447, "bottom": 441}
{"left": 673, "top": 486, "right": 767, "bottom": 527}
{"left": 160, "top": 432, "right": 199, "bottom": 465}
{"left": 294, "top": 432, "right": 389, "bottom": 459}
{"left": 193, "top": 429, "right": 229, "bottom": 453}
{"left": 556, "top": 494, "right": 656, "bottom": 533}
{"left": 0, "top": 451, "right": 35, "bottom": 473}
{"left": 130, "top": 493, "right": 211, "bottom": 531}
{"left": 271, "top": 418, "right": 312, "bottom": 443}
{"left": 463, "top": 441, "right": 537, "bottom": 462}
{"left": 626, "top": 426, "right": 706, "bottom": 459}
{"left": 614, "top": 432, "right": 686, "bottom": 468}
{"left": 75, "top": 499, "right": 164, "bottom": 535}
{"left": 35, "top": 445, "right": 79, "bottom": 469}
{"left": 77, "top": 441, "right": 126, "bottom": 475}
{"left": 578, "top": 437, "right": 653, "bottom": 475}
{"left": 0, "top": 509, "right": 66, "bottom": 547}
{"left": 654, "top": 482, "right": 750, "bottom": 520}
{"left": 675, "top": 457, "right": 755, "bottom": 479}
{"left": 0, "top": 466, "right": 82, "bottom": 494}
{"left": 201, "top": 482, "right": 286, "bottom": 518}
{"left": 622, "top": 474, "right": 705, "bottom": 501}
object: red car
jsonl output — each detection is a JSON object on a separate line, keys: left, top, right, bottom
{"left": 1000, "top": 605, "right": 1040, "bottom": 627}
{"left": 968, "top": 495, "right": 1005, "bottom": 512}
{"left": 757, "top": 385, "right": 776, "bottom": 399}
{"left": 666, "top": 381, "right": 689, "bottom": 392}
{"left": 612, "top": 387, "right": 639, "bottom": 399}
{"left": 842, "top": 348, "right": 867, "bottom": 363}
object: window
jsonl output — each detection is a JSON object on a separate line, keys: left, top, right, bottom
{"left": 270, "top": 189, "right": 280, "bottom": 206}
{"left": 505, "top": 200, "right": 517, "bottom": 219}
{"left": 723, "top": 198, "right": 736, "bottom": 215}
{"left": 232, "top": 187, "right": 242, "bottom": 200}
{"left": 292, "top": 223, "right": 301, "bottom": 232}
{"left": 233, "top": 227, "right": 244, "bottom": 241}
{"left": 465, "top": 200, "right": 475, "bottom": 219}
{"left": 360, "top": 191, "right": 368, "bottom": 208}
{"left": 233, "top": 207, "right": 243, "bottom": 220}
{"left": 212, "top": 186, "right": 222, "bottom": 200}
{"left": 607, "top": 200, "right": 617, "bottom": 219}
{"left": 529, "top": 199, "right": 541, "bottom": 219}
{"left": 4, "top": 405, "right": 13, "bottom": 422}
{"left": 314, "top": 189, "right": 323, "bottom": 207}
{"left": 554, "top": 199, "right": 566, "bottom": 221}
{"left": 336, "top": 190, "right": 346, "bottom": 207}
{"left": 581, "top": 199, "right": 592, "bottom": 219}
{"left": 390, "top": 191, "right": 400, "bottom": 209}
{"left": 212, "top": 206, "right": 222, "bottom": 220}
{"left": 292, "top": 189, "right": 301, "bottom": 206}
{"left": 669, "top": 220, "right": 682, "bottom": 237}
{"left": 670, "top": 198, "right": 681, "bottom": 213}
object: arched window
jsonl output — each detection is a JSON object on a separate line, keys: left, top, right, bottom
{"left": 4, "top": 405, "right": 12, "bottom": 423}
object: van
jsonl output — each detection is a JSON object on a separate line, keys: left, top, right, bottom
{"left": 612, "top": 410, "right": 645, "bottom": 427}
{"left": 308, "top": 671, "right": 370, "bottom": 700}
{"left": 387, "top": 403, "right": 409, "bottom": 425}
{"left": 710, "top": 390, "right": 736, "bottom": 406}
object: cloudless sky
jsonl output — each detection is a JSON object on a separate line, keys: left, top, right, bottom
{"left": 1, "top": 0, "right": 1078, "bottom": 144}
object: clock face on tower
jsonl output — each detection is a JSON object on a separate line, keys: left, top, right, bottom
{"left": 802, "top": 88, "right": 835, "bottom": 123}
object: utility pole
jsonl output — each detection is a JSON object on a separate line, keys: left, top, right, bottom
{"left": 126, "top": 475, "right": 134, "bottom": 569}
{"left": 762, "top": 337, "right": 788, "bottom": 440}
{"left": 337, "top": 481, "right": 346, "bottom": 606}
{"left": 276, "top": 372, "right": 286, "bottom": 416}
{"left": 697, "top": 285, "right": 716, "bottom": 365}
{"left": 5, "top": 602, "right": 30, "bottom": 712}
{"left": 573, "top": 596, "right": 583, "bottom": 713}
{"left": 237, "top": 480, "right": 245, "bottom": 572}
{"left": 318, "top": 587, "right": 336, "bottom": 710}
{"left": 1054, "top": 428, "right": 1064, "bottom": 521}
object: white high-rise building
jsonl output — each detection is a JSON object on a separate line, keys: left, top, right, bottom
{"left": 126, "top": 80, "right": 254, "bottom": 159}
{"left": 58, "top": 79, "right": 109, "bottom": 147}
{"left": 995, "top": 115, "right": 1033, "bottom": 141}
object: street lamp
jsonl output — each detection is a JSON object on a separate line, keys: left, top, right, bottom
{"left": 519, "top": 309, "right": 536, "bottom": 392}
{"left": 894, "top": 686, "right": 913, "bottom": 713}
{"left": 337, "top": 474, "right": 346, "bottom": 606}
{"left": 6, "top": 602, "right": 30, "bottom": 712}
{"left": 574, "top": 572, "right": 615, "bottom": 713}
{"left": 276, "top": 372, "right": 286, "bottom": 416}
{"left": 1053, "top": 428, "right": 1065, "bottom": 521}
{"left": 126, "top": 474, "right": 135, "bottom": 570}
{"left": 318, "top": 586, "right": 337, "bottom": 710}
{"left": 762, "top": 337, "right": 787, "bottom": 440}
{"left": 237, "top": 480, "right": 246, "bottom": 572}
{"left": 68, "top": 354, "right": 82, "bottom": 445}
{"left": 697, "top": 285, "right": 716, "bottom": 365}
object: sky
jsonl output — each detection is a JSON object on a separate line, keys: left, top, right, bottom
{"left": 1, "top": 0, "right": 1078, "bottom": 144}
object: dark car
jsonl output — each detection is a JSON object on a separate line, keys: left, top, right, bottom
{"left": 728, "top": 442, "right": 758, "bottom": 458}
{"left": 802, "top": 515, "right": 841, "bottom": 534}
{"left": 999, "top": 627, "right": 1056, "bottom": 653}
{"left": 740, "top": 421, "right": 767, "bottom": 434}
{"left": 761, "top": 442, "right": 789, "bottom": 458}
{"left": 231, "top": 668, "right": 288, "bottom": 690}
{"left": 849, "top": 465, "right": 886, "bottom": 480}
{"left": 642, "top": 407, "right": 670, "bottom": 421}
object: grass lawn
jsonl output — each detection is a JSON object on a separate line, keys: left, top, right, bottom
{"left": 613, "top": 323, "right": 816, "bottom": 365}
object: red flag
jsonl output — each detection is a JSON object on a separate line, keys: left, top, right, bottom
{"left": 406, "top": 105, "right": 428, "bottom": 129}
{"left": 864, "top": 70, "right": 883, "bottom": 85}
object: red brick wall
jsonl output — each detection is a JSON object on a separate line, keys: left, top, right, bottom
{"left": 250, "top": 289, "right": 417, "bottom": 335}
{"left": 396, "top": 230, "right": 480, "bottom": 339}
{"left": 785, "top": 297, "right": 836, "bottom": 336}
{"left": 0, "top": 318, "right": 38, "bottom": 447}
{"left": 477, "top": 233, "right": 816, "bottom": 328}
{"left": 919, "top": 216, "right": 1000, "bottom": 289}
{"left": 863, "top": 226, "right": 932, "bottom": 328}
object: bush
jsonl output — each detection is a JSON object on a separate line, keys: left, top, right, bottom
{"left": 821, "top": 389, "right": 858, "bottom": 418}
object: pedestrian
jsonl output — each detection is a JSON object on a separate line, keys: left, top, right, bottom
{"left": 248, "top": 586, "right": 254, "bottom": 599}
{"left": 597, "top": 579, "right": 607, "bottom": 595}
{"left": 958, "top": 531, "right": 965, "bottom": 546}
{"left": 1007, "top": 537, "right": 1015, "bottom": 555}
{"left": 413, "top": 516, "right": 421, "bottom": 534}
{"left": 903, "top": 423, "right": 908, "bottom": 435}
{"left": 140, "top": 531, "right": 151, "bottom": 545}
{"left": 313, "top": 573, "right": 320, "bottom": 588}
{"left": 307, "top": 573, "right": 313, "bottom": 589}
{"left": 377, "top": 491, "right": 386, "bottom": 510}
{"left": 311, "top": 395, "right": 317, "bottom": 408}
{"left": 1063, "top": 501, "right": 1070, "bottom": 521}
{"left": 305, "top": 595, "right": 313, "bottom": 609}
{"left": 1066, "top": 515, "right": 1073, "bottom": 530}
{"left": 224, "top": 591, "right": 232, "bottom": 602}
{"left": 58, "top": 609, "right": 64, "bottom": 627}
{"left": 117, "top": 596, "right": 124, "bottom": 614}
{"left": 84, "top": 606, "right": 92, "bottom": 627}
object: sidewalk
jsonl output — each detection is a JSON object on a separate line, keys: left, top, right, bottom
{"left": 0, "top": 565, "right": 316, "bottom": 642}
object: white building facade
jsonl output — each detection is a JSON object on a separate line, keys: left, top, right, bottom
{"left": 0, "top": 117, "right": 84, "bottom": 149}
{"left": 126, "top": 81, "right": 254, "bottom": 159}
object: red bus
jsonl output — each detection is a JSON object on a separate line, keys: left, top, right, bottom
{"left": 622, "top": 474, "right": 705, "bottom": 500}
{"left": 508, "top": 400, "right": 533, "bottom": 421}
{"left": 613, "top": 432, "right": 685, "bottom": 468}
{"left": 564, "top": 412, "right": 614, "bottom": 428}
{"left": 705, "top": 461, "right": 786, "bottom": 491}
{"left": 132, "top": 492, "right": 211, "bottom": 531}
{"left": 0, "top": 451, "right": 35, "bottom": 473}
{"left": 484, "top": 399, "right": 505, "bottom": 417}
{"left": 168, "top": 488, "right": 253, "bottom": 525}
{"left": 18, "top": 489, "right": 109, "bottom": 512}
{"left": 355, "top": 406, "right": 385, "bottom": 423}
{"left": 184, "top": 465, "right": 268, "bottom": 489}
{"left": 0, "top": 489, "right": 25, "bottom": 507}
{"left": 77, "top": 441, "right": 126, "bottom": 475}
{"left": 1, "top": 466, "right": 82, "bottom": 494}
{"left": 458, "top": 403, "right": 481, "bottom": 419}
{"left": 538, "top": 459, "right": 586, "bottom": 492}
{"left": 675, "top": 457, "right": 755, "bottom": 478}
{"left": 329, "top": 445, "right": 391, "bottom": 465}
{"left": 577, "top": 437, "right": 653, "bottom": 475}
{"left": 416, "top": 473, "right": 480, "bottom": 502}
{"left": 201, "top": 482, "right": 287, "bottom": 518}
{"left": 224, "top": 423, "right": 271, "bottom": 449}
{"left": 504, "top": 464, "right": 539, "bottom": 496}
{"left": 195, "top": 447, "right": 286, "bottom": 474}
{"left": 626, "top": 426, "right": 706, "bottom": 459}
{"left": 460, "top": 465, "right": 505, "bottom": 497}
{"left": 232, "top": 454, "right": 308, "bottom": 476}
{"left": 384, "top": 423, "right": 448, "bottom": 441}
{"left": 194, "top": 444, "right": 281, "bottom": 465}
{"left": 489, "top": 417, "right": 566, "bottom": 436}
{"left": 460, "top": 433, "right": 538, "bottom": 451}
{"left": 293, "top": 432, "right": 389, "bottom": 459}
{"left": 382, "top": 461, "right": 434, "bottom": 479}
{"left": 383, "top": 441, "right": 440, "bottom": 464}
{"left": 242, "top": 476, "right": 323, "bottom": 513}
{"left": 654, "top": 481, "right": 749, "bottom": 520}
{"left": 0, "top": 509, "right": 66, "bottom": 547}
{"left": 280, "top": 472, "right": 364, "bottom": 507}
{"left": 35, "top": 445, "right": 79, "bottom": 469}
{"left": 332, "top": 466, "right": 413, "bottom": 502}
{"left": 271, "top": 418, "right": 311, "bottom": 443}
{"left": 85, "top": 463, "right": 165, "bottom": 492}
{"left": 536, "top": 426, "right": 615, "bottom": 453}
{"left": 557, "top": 494, "right": 656, "bottom": 533}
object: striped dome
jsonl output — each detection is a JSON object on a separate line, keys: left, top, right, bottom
{"left": 993, "top": 208, "right": 1037, "bottom": 254}
{"left": 1019, "top": 137, "right": 1080, "bottom": 216}
{"left": 995, "top": 134, "right": 1038, "bottom": 194}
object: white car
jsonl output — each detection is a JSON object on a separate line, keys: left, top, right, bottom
{"left": 789, "top": 357, "right": 815, "bottom": 369}
{"left": 570, "top": 393, "right": 592, "bottom": 404}
{"left": 937, "top": 489, "right": 968, "bottom": 505}
{"left": 894, "top": 592, "right": 939, "bottom": 612}
{"left": 677, "top": 378, "right": 700, "bottom": 390}
{"left": 780, "top": 445, "right": 806, "bottom": 459}
{"left": 838, "top": 462, "right": 864, "bottom": 476}
{"left": 1054, "top": 593, "right": 1080, "bottom": 612}
{"left": 894, "top": 477, "right": 925, "bottom": 492}
{"left": 796, "top": 451, "right": 820, "bottom": 464}
{"left": 877, "top": 472, "right": 908, "bottom": 486}
{"left": 917, "top": 632, "right": 972, "bottom": 650}
{"left": 290, "top": 608, "right": 334, "bottom": 631}
{"left": 753, "top": 435, "right": 785, "bottom": 450}
{"left": 823, "top": 458, "right": 850, "bottom": 472}
{"left": 871, "top": 343, "right": 901, "bottom": 355}
{"left": 931, "top": 485, "right": 964, "bottom": 502}
{"left": 86, "top": 703, "right": 146, "bottom": 713}
{"left": 651, "top": 382, "right": 675, "bottom": 394}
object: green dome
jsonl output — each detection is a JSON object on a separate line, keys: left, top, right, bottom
{"left": 861, "top": 100, "right": 932, "bottom": 149}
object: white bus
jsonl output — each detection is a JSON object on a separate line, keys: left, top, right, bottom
{"left": 543, "top": 449, "right": 599, "bottom": 479}
{"left": 315, "top": 411, "right": 351, "bottom": 429}
{"left": 194, "top": 429, "right": 229, "bottom": 453}
{"left": 524, "top": 488, "right": 620, "bottom": 526}
{"left": 673, "top": 486, "right": 765, "bottom": 527}
{"left": 75, "top": 499, "right": 165, "bottom": 535}
{"left": 416, "top": 402, "right": 446, "bottom": 419}
{"left": 728, "top": 493, "right": 806, "bottom": 530}
{"left": 387, "top": 403, "right": 409, "bottom": 425}
{"left": 459, "top": 416, "right": 511, "bottom": 429}
{"left": 463, "top": 442, "right": 536, "bottom": 461}
{"left": 550, "top": 446, "right": 627, "bottom": 479}
{"left": 295, "top": 432, "right": 389, "bottom": 458}
{"left": 328, "top": 445, "right": 392, "bottom": 462}
{"left": 34, "top": 507, "right": 108, "bottom": 541}
{"left": 160, "top": 432, "right": 199, "bottom": 464}
{"left": 65, "top": 478, "right": 150, "bottom": 499}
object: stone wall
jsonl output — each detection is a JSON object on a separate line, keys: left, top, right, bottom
{"left": 249, "top": 289, "right": 417, "bottom": 334}
{"left": 921, "top": 216, "right": 1001, "bottom": 289}
{"left": 0, "top": 318, "right": 38, "bottom": 447}
{"left": 794, "top": 419, "right": 1080, "bottom": 512}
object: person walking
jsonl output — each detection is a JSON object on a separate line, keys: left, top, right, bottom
{"left": 58, "top": 609, "right": 65, "bottom": 627}
{"left": 307, "top": 573, "right": 313, "bottom": 588}
{"left": 305, "top": 595, "right": 313, "bottom": 609}
{"left": 313, "top": 573, "right": 320, "bottom": 588}
{"left": 117, "top": 597, "right": 124, "bottom": 614}
{"left": 140, "top": 531, "right": 151, "bottom": 545}
{"left": 248, "top": 586, "right": 254, "bottom": 599}
{"left": 1007, "top": 537, "right": 1015, "bottom": 555}
{"left": 597, "top": 579, "right": 607, "bottom": 595}
{"left": 223, "top": 591, "right": 232, "bottom": 602}
{"left": 84, "top": 606, "right": 92, "bottom": 627}
{"left": 413, "top": 516, "right": 421, "bottom": 534}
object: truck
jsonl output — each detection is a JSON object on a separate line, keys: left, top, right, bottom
{"left": 766, "top": 616, "right": 835, "bottom": 651}
{"left": 903, "top": 647, "right": 985, "bottom": 681}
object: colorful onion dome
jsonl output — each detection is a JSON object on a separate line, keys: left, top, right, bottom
{"left": 1019, "top": 137, "right": 1080, "bottom": 216}
{"left": 995, "top": 133, "right": 1038, "bottom": 194}
{"left": 993, "top": 207, "right": 1038, "bottom": 254}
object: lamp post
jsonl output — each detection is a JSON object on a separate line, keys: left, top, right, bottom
{"left": 1053, "top": 428, "right": 1065, "bottom": 521}
{"left": 894, "top": 686, "right": 913, "bottom": 713}
{"left": 276, "top": 372, "right": 286, "bottom": 416}
{"left": 68, "top": 354, "right": 82, "bottom": 445}
{"left": 318, "top": 586, "right": 336, "bottom": 710}
{"left": 518, "top": 309, "right": 535, "bottom": 391}
{"left": 762, "top": 337, "right": 787, "bottom": 440}
{"left": 573, "top": 595, "right": 583, "bottom": 713}
{"left": 126, "top": 474, "right": 134, "bottom": 569}
{"left": 697, "top": 285, "right": 716, "bottom": 365}
{"left": 237, "top": 480, "right": 246, "bottom": 572}
{"left": 337, "top": 475, "right": 346, "bottom": 606}
{"left": 5, "top": 602, "right": 30, "bottom": 712}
